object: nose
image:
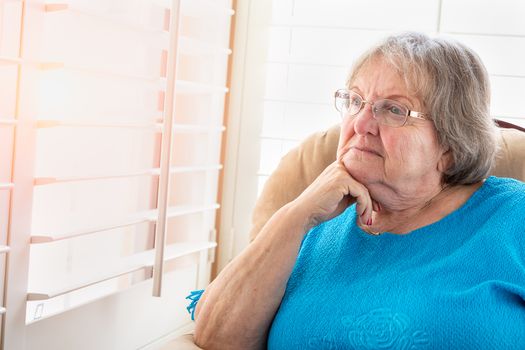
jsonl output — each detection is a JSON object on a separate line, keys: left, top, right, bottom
{"left": 353, "top": 102, "right": 379, "bottom": 136}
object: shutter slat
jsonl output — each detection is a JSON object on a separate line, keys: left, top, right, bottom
{"left": 26, "top": 241, "right": 217, "bottom": 301}
{"left": 0, "top": 183, "right": 14, "bottom": 190}
{"left": 0, "top": 118, "right": 17, "bottom": 126}
{"left": 36, "top": 61, "right": 166, "bottom": 84}
{"left": 181, "top": 0, "right": 235, "bottom": 17}
{"left": 44, "top": 3, "right": 169, "bottom": 35}
{"left": 0, "top": 56, "right": 60, "bottom": 68}
{"left": 35, "top": 120, "right": 224, "bottom": 133}
{"left": 36, "top": 120, "right": 163, "bottom": 131}
{"left": 30, "top": 204, "right": 220, "bottom": 244}
{"left": 176, "top": 80, "right": 229, "bottom": 94}
{"left": 34, "top": 165, "right": 222, "bottom": 186}
{"left": 173, "top": 124, "right": 226, "bottom": 133}
{"left": 179, "top": 36, "right": 232, "bottom": 56}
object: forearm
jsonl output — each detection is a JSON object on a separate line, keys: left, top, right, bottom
{"left": 193, "top": 202, "right": 310, "bottom": 350}
{"left": 193, "top": 160, "right": 374, "bottom": 349}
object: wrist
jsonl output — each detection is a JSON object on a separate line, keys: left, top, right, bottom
{"left": 284, "top": 200, "right": 318, "bottom": 233}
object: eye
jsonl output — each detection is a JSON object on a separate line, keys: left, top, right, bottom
{"left": 349, "top": 96, "right": 361, "bottom": 107}
{"left": 388, "top": 105, "right": 404, "bottom": 115}
{"left": 381, "top": 101, "right": 406, "bottom": 116}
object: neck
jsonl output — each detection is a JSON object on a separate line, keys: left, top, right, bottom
{"left": 364, "top": 181, "right": 484, "bottom": 235}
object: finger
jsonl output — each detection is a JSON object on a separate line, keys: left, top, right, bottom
{"left": 363, "top": 194, "right": 373, "bottom": 225}
{"left": 355, "top": 196, "right": 367, "bottom": 217}
{"left": 345, "top": 181, "right": 372, "bottom": 220}
{"left": 357, "top": 198, "right": 372, "bottom": 226}
{"left": 372, "top": 199, "right": 381, "bottom": 212}
{"left": 332, "top": 162, "right": 375, "bottom": 224}
{"left": 357, "top": 191, "right": 374, "bottom": 225}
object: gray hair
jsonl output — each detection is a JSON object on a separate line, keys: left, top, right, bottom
{"left": 346, "top": 32, "right": 498, "bottom": 185}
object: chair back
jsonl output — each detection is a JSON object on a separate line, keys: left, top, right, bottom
{"left": 250, "top": 122, "right": 525, "bottom": 241}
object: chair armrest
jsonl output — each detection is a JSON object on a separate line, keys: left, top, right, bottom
{"left": 160, "top": 333, "right": 203, "bottom": 350}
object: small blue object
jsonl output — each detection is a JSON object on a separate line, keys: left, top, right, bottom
{"left": 186, "top": 289, "right": 204, "bottom": 321}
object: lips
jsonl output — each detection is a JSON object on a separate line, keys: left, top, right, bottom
{"left": 338, "top": 141, "right": 383, "bottom": 160}
{"left": 351, "top": 146, "right": 382, "bottom": 157}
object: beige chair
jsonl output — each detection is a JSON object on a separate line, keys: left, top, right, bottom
{"left": 166, "top": 121, "right": 525, "bottom": 349}
{"left": 249, "top": 121, "right": 525, "bottom": 242}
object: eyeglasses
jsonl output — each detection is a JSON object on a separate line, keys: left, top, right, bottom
{"left": 334, "top": 89, "right": 428, "bottom": 127}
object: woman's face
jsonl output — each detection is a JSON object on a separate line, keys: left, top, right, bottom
{"left": 337, "top": 59, "right": 451, "bottom": 208}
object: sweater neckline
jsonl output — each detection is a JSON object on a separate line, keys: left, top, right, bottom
{"left": 356, "top": 176, "right": 495, "bottom": 238}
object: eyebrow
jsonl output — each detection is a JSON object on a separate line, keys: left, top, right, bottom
{"left": 385, "top": 94, "right": 415, "bottom": 107}
{"left": 349, "top": 87, "right": 415, "bottom": 108}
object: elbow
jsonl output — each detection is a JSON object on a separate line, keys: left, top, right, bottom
{"left": 192, "top": 309, "right": 208, "bottom": 347}
{"left": 191, "top": 293, "right": 267, "bottom": 350}
{"left": 192, "top": 304, "right": 222, "bottom": 349}
{"left": 193, "top": 316, "right": 266, "bottom": 350}
{"left": 193, "top": 322, "right": 227, "bottom": 350}
{"left": 193, "top": 326, "right": 216, "bottom": 350}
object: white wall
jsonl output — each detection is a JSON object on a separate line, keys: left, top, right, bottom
{"left": 218, "top": 0, "right": 525, "bottom": 269}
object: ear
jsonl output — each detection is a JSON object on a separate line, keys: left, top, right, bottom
{"left": 437, "top": 148, "right": 453, "bottom": 173}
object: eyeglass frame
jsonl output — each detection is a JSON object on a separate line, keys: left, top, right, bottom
{"left": 334, "top": 89, "right": 429, "bottom": 127}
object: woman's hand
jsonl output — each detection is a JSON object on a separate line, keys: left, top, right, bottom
{"left": 291, "top": 159, "right": 375, "bottom": 231}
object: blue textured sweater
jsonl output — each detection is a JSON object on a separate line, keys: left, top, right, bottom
{"left": 267, "top": 177, "right": 525, "bottom": 349}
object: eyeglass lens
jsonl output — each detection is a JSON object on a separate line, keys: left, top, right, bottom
{"left": 336, "top": 90, "right": 408, "bottom": 126}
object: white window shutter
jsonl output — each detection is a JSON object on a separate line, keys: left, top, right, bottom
{"left": 0, "top": 0, "right": 233, "bottom": 348}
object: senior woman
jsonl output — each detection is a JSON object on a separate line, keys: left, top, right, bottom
{"left": 187, "top": 32, "right": 525, "bottom": 349}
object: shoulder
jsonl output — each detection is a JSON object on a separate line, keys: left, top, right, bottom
{"left": 481, "top": 176, "right": 525, "bottom": 203}
{"left": 474, "top": 176, "right": 525, "bottom": 229}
